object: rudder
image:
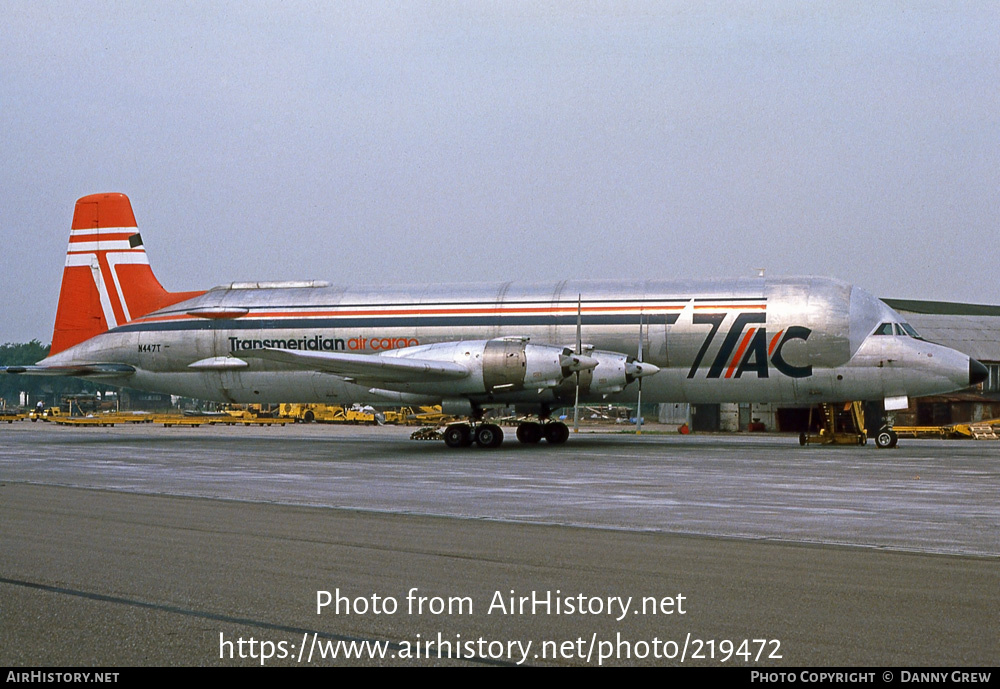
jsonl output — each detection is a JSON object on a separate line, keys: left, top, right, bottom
{"left": 50, "top": 193, "right": 203, "bottom": 355}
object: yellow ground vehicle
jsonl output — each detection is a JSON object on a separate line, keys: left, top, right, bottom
{"left": 279, "top": 403, "right": 376, "bottom": 424}
{"left": 1, "top": 409, "right": 27, "bottom": 423}
{"left": 374, "top": 406, "right": 458, "bottom": 425}
{"left": 277, "top": 404, "right": 454, "bottom": 425}
{"left": 29, "top": 407, "right": 62, "bottom": 421}
{"left": 220, "top": 403, "right": 280, "bottom": 420}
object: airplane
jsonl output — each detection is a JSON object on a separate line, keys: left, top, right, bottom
{"left": 2, "top": 192, "right": 988, "bottom": 449}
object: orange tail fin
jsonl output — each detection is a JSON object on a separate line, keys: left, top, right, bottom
{"left": 50, "top": 193, "right": 204, "bottom": 355}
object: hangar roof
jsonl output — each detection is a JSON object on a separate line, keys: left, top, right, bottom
{"left": 883, "top": 299, "right": 1000, "bottom": 317}
{"left": 884, "top": 299, "right": 1000, "bottom": 363}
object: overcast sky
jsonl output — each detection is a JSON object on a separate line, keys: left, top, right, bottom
{"left": 2, "top": 1, "right": 998, "bottom": 343}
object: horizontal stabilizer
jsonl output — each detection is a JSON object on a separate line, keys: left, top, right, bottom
{"left": 1, "top": 363, "right": 135, "bottom": 377}
{"left": 242, "top": 348, "right": 471, "bottom": 384}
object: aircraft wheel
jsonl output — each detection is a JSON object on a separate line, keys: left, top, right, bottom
{"left": 516, "top": 422, "right": 542, "bottom": 444}
{"left": 475, "top": 423, "right": 503, "bottom": 448}
{"left": 544, "top": 421, "right": 570, "bottom": 445}
{"left": 799, "top": 432, "right": 807, "bottom": 446}
{"left": 443, "top": 424, "right": 472, "bottom": 448}
{"left": 875, "top": 429, "right": 898, "bottom": 449}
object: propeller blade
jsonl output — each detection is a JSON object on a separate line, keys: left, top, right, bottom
{"left": 636, "top": 315, "right": 644, "bottom": 435}
{"left": 636, "top": 380, "right": 643, "bottom": 434}
{"left": 574, "top": 294, "right": 582, "bottom": 433}
{"left": 573, "top": 371, "right": 580, "bottom": 433}
{"left": 576, "top": 294, "right": 582, "bottom": 356}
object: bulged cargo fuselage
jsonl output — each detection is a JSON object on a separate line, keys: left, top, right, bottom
{"left": 44, "top": 275, "right": 978, "bottom": 408}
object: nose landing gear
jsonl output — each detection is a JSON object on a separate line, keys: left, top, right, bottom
{"left": 875, "top": 425, "right": 899, "bottom": 449}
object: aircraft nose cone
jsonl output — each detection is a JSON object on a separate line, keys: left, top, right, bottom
{"left": 970, "top": 358, "right": 989, "bottom": 386}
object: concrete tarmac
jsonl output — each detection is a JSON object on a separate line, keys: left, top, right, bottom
{"left": 0, "top": 423, "right": 997, "bottom": 666}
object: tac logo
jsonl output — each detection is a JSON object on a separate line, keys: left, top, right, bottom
{"left": 686, "top": 313, "right": 812, "bottom": 379}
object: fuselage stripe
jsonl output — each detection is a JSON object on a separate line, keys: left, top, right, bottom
{"left": 130, "top": 302, "right": 767, "bottom": 325}
{"left": 111, "top": 310, "right": 769, "bottom": 334}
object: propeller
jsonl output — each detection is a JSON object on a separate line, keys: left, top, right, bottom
{"left": 574, "top": 294, "right": 582, "bottom": 433}
{"left": 636, "top": 315, "right": 645, "bottom": 434}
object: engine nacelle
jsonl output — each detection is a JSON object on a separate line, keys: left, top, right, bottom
{"left": 586, "top": 350, "right": 631, "bottom": 394}
{"left": 482, "top": 338, "right": 565, "bottom": 392}
{"left": 549, "top": 349, "right": 661, "bottom": 400}
{"left": 374, "top": 337, "right": 656, "bottom": 400}
{"left": 376, "top": 338, "right": 578, "bottom": 395}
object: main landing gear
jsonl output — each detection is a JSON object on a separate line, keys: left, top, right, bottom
{"left": 515, "top": 421, "right": 570, "bottom": 445}
{"left": 442, "top": 422, "right": 503, "bottom": 448}
{"left": 441, "top": 421, "right": 570, "bottom": 449}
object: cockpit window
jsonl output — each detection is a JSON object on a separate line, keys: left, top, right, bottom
{"left": 873, "top": 321, "right": 924, "bottom": 339}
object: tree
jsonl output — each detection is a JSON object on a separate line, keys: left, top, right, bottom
{"left": 0, "top": 340, "right": 111, "bottom": 408}
{"left": 0, "top": 341, "right": 49, "bottom": 406}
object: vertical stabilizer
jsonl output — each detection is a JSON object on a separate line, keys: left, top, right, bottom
{"left": 50, "top": 193, "right": 203, "bottom": 355}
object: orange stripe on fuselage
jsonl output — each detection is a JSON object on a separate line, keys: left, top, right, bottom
{"left": 725, "top": 327, "right": 756, "bottom": 379}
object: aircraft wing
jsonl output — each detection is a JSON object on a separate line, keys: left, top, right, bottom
{"left": 242, "top": 348, "right": 471, "bottom": 384}
{"left": 0, "top": 363, "right": 136, "bottom": 377}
